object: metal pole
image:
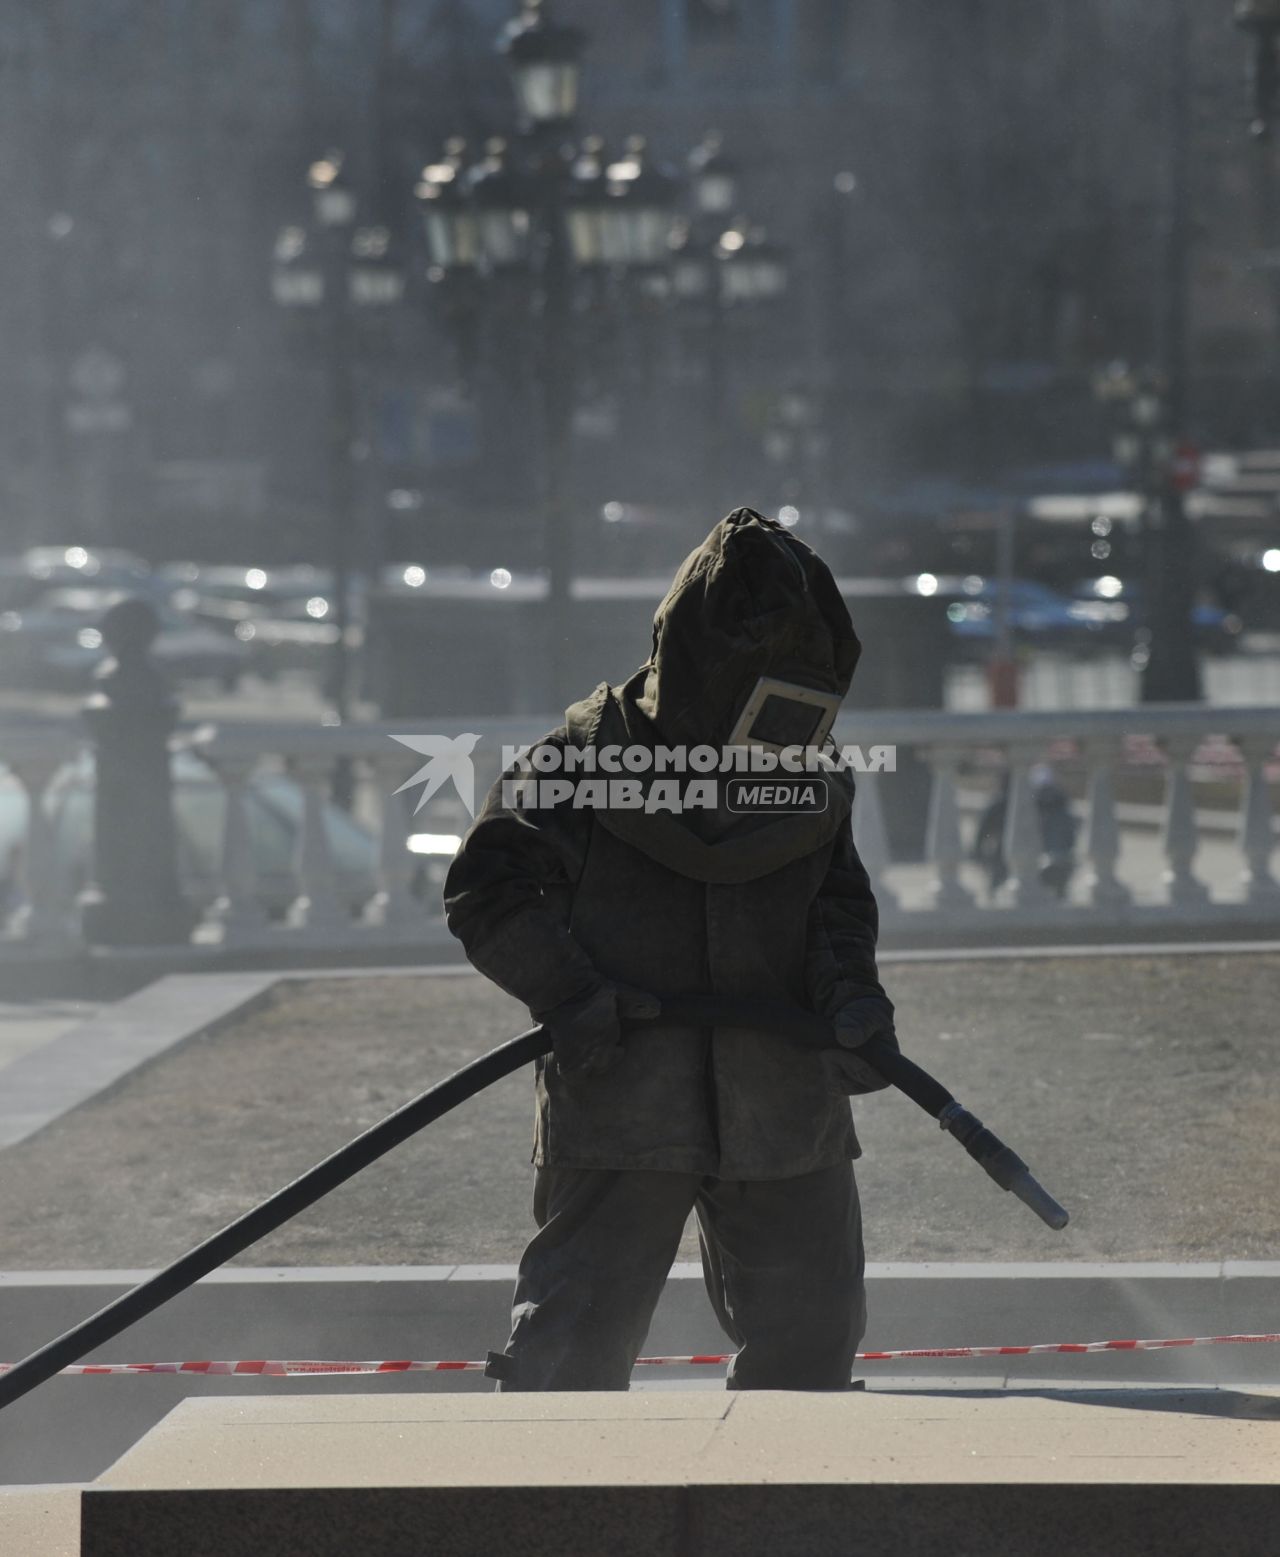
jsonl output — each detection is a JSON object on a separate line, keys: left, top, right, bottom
{"left": 326, "top": 240, "right": 355, "bottom": 725}
{"left": 989, "top": 506, "right": 1018, "bottom": 707}
{"left": 1247, "top": 60, "right": 1280, "bottom": 437}
{"left": 705, "top": 264, "right": 727, "bottom": 510}
{"left": 821, "top": 175, "right": 856, "bottom": 536}
{"left": 1143, "top": 0, "right": 1202, "bottom": 703}
{"left": 537, "top": 149, "right": 575, "bottom": 713}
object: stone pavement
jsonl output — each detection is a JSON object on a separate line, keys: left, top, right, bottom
{"left": 0, "top": 1000, "right": 98, "bottom": 1072}
{"left": 74, "top": 1389, "right": 1280, "bottom": 1557}
{"left": 0, "top": 1485, "right": 80, "bottom": 1557}
{"left": 6, "top": 1385, "right": 1280, "bottom": 1557}
{"left": 0, "top": 951, "right": 1275, "bottom": 1269}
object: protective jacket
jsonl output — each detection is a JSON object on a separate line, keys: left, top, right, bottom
{"left": 443, "top": 509, "right": 892, "bottom": 1181}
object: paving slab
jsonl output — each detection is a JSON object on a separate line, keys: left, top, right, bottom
{"left": 0, "top": 973, "right": 276, "bottom": 1150}
{"left": 78, "top": 1390, "right": 1280, "bottom": 1557}
{"left": 0, "top": 1001, "right": 99, "bottom": 1073}
{"left": 0, "top": 1484, "right": 81, "bottom": 1557}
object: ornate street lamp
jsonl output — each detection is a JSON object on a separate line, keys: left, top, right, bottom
{"left": 716, "top": 224, "right": 789, "bottom": 303}
{"left": 1092, "top": 361, "right": 1202, "bottom": 702}
{"left": 271, "top": 225, "right": 323, "bottom": 307}
{"left": 417, "top": 3, "right": 686, "bottom": 705}
{"left": 416, "top": 141, "right": 481, "bottom": 273}
{"left": 467, "top": 139, "right": 538, "bottom": 269}
{"left": 663, "top": 215, "right": 790, "bottom": 511}
{"left": 308, "top": 151, "right": 358, "bottom": 228}
{"left": 348, "top": 225, "right": 407, "bottom": 308}
{"left": 595, "top": 138, "right": 680, "bottom": 267}
{"left": 417, "top": 3, "right": 785, "bottom": 702}
{"left": 687, "top": 133, "right": 739, "bottom": 219}
{"left": 269, "top": 151, "right": 406, "bottom": 726}
{"left": 562, "top": 136, "right": 611, "bottom": 266}
{"left": 498, "top": 0, "right": 585, "bottom": 127}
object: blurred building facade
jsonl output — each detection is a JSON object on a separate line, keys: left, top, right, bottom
{"left": 0, "top": 0, "right": 1274, "bottom": 572}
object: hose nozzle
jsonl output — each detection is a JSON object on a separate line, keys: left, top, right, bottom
{"left": 938, "top": 1101, "right": 1070, "bottom": 1231}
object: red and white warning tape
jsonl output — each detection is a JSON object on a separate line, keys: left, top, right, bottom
{"left": 3, "top": 1333, "right": 1277, "bottom": 1378}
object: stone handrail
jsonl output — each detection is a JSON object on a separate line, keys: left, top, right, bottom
{"left": 1, "top": 704, "right": 1277, "bottom": 952}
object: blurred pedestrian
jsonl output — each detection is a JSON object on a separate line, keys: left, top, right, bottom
{"left": 973, "top": 763, "right": 1078, "bottom": 900}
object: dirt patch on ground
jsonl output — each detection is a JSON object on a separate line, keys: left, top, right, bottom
{"left": 0, "top": 956, "right": 1276, "bottom": 1268}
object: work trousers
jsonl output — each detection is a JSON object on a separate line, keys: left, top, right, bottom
{"left": 490, "top": 1161, "right": 866, "bottom": 1391}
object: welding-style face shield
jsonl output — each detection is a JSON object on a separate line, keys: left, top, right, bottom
{"left": 629, "top": 509, "right": 860, "bottom": 756}
{"left": 727, "top": 675, "right": 843, "bottom": 754}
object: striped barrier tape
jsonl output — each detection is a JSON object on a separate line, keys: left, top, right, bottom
{"left": 2, "top": 1333, "right": 1277, "bottom": 1377}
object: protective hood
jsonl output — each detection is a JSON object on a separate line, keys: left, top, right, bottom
{"left": 564, "top": 509, "right": 860, "bottom": 884}
{"left": 636, "top": 506, "right": 861, "bottom": 747}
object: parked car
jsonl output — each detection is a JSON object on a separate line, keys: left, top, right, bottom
{"left": 1069, "top": 577, "right": 1243, "bottom": 653}
{"left": 0, "top": 547, "right": 152, "bottom": 611}
{"left": 939, "top": 576, "right": 1088, "bottom": 649}
{"left": 0, "top": 587, "right": 249, "bottom": 691}
{"left": 160, "top": 564, "right": 364, "bottom": 636}
{"left": 157, "top": 564, "right": 363, "bottom": 683}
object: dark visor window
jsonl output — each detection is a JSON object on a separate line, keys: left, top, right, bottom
{"left": 747, "top": 694, "right": 825, "bottom": 747}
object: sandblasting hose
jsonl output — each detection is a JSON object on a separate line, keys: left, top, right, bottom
{"left": 0, "top": 994, "right": 1066, "bottom": 1414}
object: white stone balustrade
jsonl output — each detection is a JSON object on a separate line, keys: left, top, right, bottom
{"left": 0, "top": 705, "right": 1277, "bottom": 956}
{"left": 0, "top": 726, "right": 81, "bottom": 947}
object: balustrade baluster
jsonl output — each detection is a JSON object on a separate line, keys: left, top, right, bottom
{"left": 367, "top": 755, "right": 423, "bottom": 927}
{"left": 287, "top": 757, "right": 351, "bottom": 932}
{"left": 1082, "top": 739, "right": 1130, "bottom": 910}
{"left": 208, "top": 757, "right": 267, "bottom": 939}
{"left": 852, "top": 768, "right": 898, "bottom": 911}
{"left": 1158, "top": 735, "right": 1210, "bottom": 908}
{"left": 8, "top": 758, "right": 66, "bottom": 942}
{"left": 1235, "top": 735, "right": 1280, "bottom": 905}
{"left": 1002, "top": 747, "right": 1056, "bottom": 909}
{"left": 922, "top": 745, "right": 975, "bottom": 911}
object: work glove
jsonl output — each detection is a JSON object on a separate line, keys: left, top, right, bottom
{"left": 535, "top": 982, "right": 662, "bottom": 1078}
{"left": 823, "top": 996, "right": 897, "bottom": 1095}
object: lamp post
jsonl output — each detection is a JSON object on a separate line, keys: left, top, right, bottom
{"left": 761, "top": 387, "right": 823, "bottom": 527}
{"left": 1078, "top": 0, "right": 1202, "bottom": 705}
{"left": 1234, "top": 3, "right": 1280, "bottom": 442}
{"left": 417, "top": 2, "right": 681, "bottom": 708}
{"left": 668, "top": 140, "right": 736, "bottom": 504}
{"left": 1094, "top": 362, "right": 1203, "bottom": 703}
{"left": 668, "top": 139, "right": 789, "bottom": 510}
{"left": 271, "top": 151, "right": 405, "bottom": 723}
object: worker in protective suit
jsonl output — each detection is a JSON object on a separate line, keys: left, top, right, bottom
{"left": 443, "top": 507, "right": 897, "bottom": 1391}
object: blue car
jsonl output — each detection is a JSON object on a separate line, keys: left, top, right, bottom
{"left": 941, "top": 578, "right": 1085, "bottom": 645}
{"left": 1068, "top": 578, "right": 1242, "bottom": 652}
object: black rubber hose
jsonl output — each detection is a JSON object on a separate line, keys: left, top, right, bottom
{"left": 0, "top": 1026, "right": 551, "bottom": 1412}
{"left": 0, "top": 994, "right": 1067, "bottom": 1413}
